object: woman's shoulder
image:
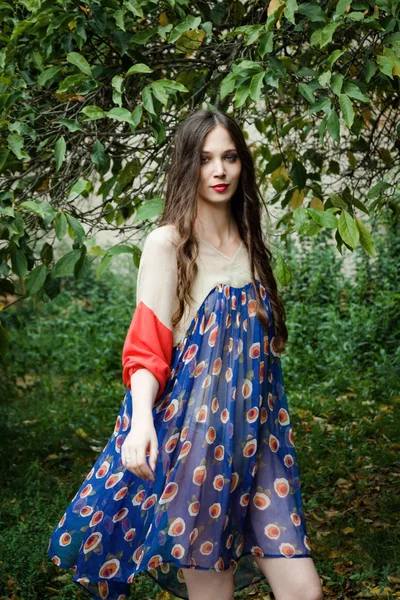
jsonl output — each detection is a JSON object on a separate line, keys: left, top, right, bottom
{"left": 144, "top": 223, "right": 181, "bottom": 250}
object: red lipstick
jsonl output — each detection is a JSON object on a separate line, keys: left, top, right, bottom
{"left": 212, "top": 184, "right": 229, "bottom": 193}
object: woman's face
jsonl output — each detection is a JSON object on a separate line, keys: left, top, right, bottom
{"left": 197, "top": 125, "right": 242, "bottom": 206}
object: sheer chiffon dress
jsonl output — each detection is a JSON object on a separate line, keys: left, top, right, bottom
{"left": 47, "top": 225, "right": 312, "bottom": 600}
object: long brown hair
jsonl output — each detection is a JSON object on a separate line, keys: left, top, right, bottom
{"left": 158, "top": 109, "right": 288, "bottom": 353}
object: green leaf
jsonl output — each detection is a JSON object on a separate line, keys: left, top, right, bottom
{"left": 59, "top": 119, "right": 84, "bottom": 132}
{"left": 66, "top": 52, "right": 92, "bottom": 77}
{"left": 274, "top": 252, "right": 291, "bottom": 286}
{"left": 330, "top": 73, "right": 344, "bottom": 95}
{"left": 0, "top": 148, "right": 9, "bottom": 171}
{"left": 377, "top": 55, "right": 393, "bottom": 78}
{"left": 338, "top": 210, "right": 359, "bottom": 248}
{"left": 258, "top": 31, "right": 273, "bottom": 58}
{"left": 264, "top": 154, "right": 283, "bottom": 174}
{"left": 112, "top": 75, "right": 124, "bottom": 94}
{"left": 66, "top": 214, "right": 85, "bottom": 243}
{"left": 8, "top": 133, "right": 29, "bottom": 160}
{"left": 364, "top": 59, "right": 376, "bottom": 82}
{"left": 318, "top": 70, "right": 331, "bottom": 88}
{"left": 19, "top": 201, "right": 46, "bottom": 219}
{"left": 307, "top": 208, "right": 338, "bottom": 228}
{"left": 343, "top": 82, "right": 370, "bottom": 103}
{"left": 37, "top": 66, "right": 62, "bottom": 88}
{"left": 355, "top": 217, "right": 376, "bottom": 257}
{"left": 57, "top": 73, "right": 87, "bottom": 94}
{"left": 142, "top": 86, "right": 156, "bottom": 115}
{"left": 327, "top": 109, "right": 340, "bottom": 142}
{"left": 270, "top": 165, "right": 289, "bottom": 193}
{"left": 131, "top": 29, "right": 156, "bottom": 45}
{"left": 330, "top": 194, "right": 347, "bottom": 209}
{"left": 25, "top": 264, "right": 47, "bottom": 296}
{"left": 81, "top": 106, "right": 106, "bottom": 120}
{"left": 106, "top": 107, "right": 134, "bottom": 124}
{"left": 68, "top": 179, "right": 91, "bottom": 201}
{"left": 346, "top": 11, "right": 365, "bottom": 20}
{"left": 108, "top": 244, "right": 138, "bottom": 256}
{"left": 131, "top": 105, "right": 142, "bottom": 129}
{"left": 10, "top": 244, "right": 28, "bottom": 277}
{"left": 0, "top": 205, "right": 14, "bottom": 217}
{"left": 327, "top": 49, "right": 345, "bottom": 70}
{"left": 53, "top": 250, "right": 82, "bottom": 278}
{"left": 249, "top": 71, "right": 265, "bottom": 101}
{"left": 91, "top": 140, "right": 110, "bottom": 176}
{"left": 292, "top": 207, "right": 310, "bottom": 236}
{"left": 54, "top": 212, "right": 68, "bottom": 241}
{"left": 297, "top": 2, "right": 325, "bottom": 21}
{"left": 298, "top": 83, "right": 315, "bottom": 103}
{"left": 235, "top": 80, "right": 250, "bottom": 108}
{"left": 133, "top": 198, "right": 164, "bottom": 222}
{"left": 335, "top": 0, "right": 352, "bottom": 15}
{"left": 151, "top": 81, "right": 169, "bottom": 105}
{"left": 126, "top": 63, "right": 154, "bottom": 75}
{"left": 114, "top": 9, "right": 126, "bottom": 31}
{"left": 124, "top": 0, "right": 144, "bottom": 18}
{"left": 54, "top": 136, "right": 66, "bottom": 171}
{"left": 103, "top": 202, "right": 115, "bottom": 224}
{"left": 96, "top": 253, "right": 113, "bottom": 280}
{"left": 8, "top": 121, "right": 36, "bottom": 141}
{"left": 367, "top": 181, "right": 391, "bottom": 198}
{"left": 339, "top": 93, "right": 355, "bottom": 128}
{"left": 320, "top": 23, "right": 340, "bottom": 48}
{"left": 284, "top": 0, "right": 298, "bottom": 24}
{"left": 220, "top": 72, "right": 237, "bottom": 100}
{"left": 156, "top": 79, "right": 189, "bottom": 92}
{"left": 289, "top": 158, "right": 307, "bottom": 190}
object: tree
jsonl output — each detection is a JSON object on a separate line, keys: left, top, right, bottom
{"left": 0, "top": 0, "right": 399, "bottom": 355}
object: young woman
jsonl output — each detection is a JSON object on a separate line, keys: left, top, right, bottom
{"left": 48, "top": 109, "right": 323, "bottom": 600}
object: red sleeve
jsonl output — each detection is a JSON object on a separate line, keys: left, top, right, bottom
{"left": 122, "top": 302, "right": 173, "bottom": 401}
{"left": 121, "top": 228, "right": 177, "bottom": 401}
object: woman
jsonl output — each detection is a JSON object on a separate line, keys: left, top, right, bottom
{"left": 48, "top": 109, "right": 323, "bottom": 600}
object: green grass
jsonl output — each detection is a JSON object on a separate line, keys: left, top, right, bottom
{"left": 1, "top": 214, "right": 399, "bottom": 600}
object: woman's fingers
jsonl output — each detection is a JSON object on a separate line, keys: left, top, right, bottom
{"left": 121, "top": 430, "right": 156, "bottom": 481}
{"left": 149, "top": 437, "right": 158, "bottom": 472}
{"left": 136, "top": 445, "right": 154, "bottom": 481}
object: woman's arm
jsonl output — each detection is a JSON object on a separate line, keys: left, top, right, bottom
{"left": 122, "top": 227, "right": 178, "bottom": 413}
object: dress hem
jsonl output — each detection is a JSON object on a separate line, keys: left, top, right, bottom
{"left": 50, "top": 548, "right": 313, "bottom": 600}
{"left": 144, "top": 549, "right": 314, "bottom": 599}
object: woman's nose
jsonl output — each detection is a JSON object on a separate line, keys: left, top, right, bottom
{"left": 213, "top": 161, "right": 225, "bottom": 175}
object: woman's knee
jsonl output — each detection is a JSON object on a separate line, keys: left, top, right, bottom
{"left": 253, "top": 555, "right": 323, "bottom": 600}
{"left": 182, "top": 565, "right": 234, "bottom": 600}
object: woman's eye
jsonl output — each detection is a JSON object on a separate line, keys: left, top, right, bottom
{"left": 201, "top": 155, "right": 238, "bottom": 163}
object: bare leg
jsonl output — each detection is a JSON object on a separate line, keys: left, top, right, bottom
{"left": 182, "top": 565, "right": 235, "bottom": 600}
{"left": 253, "top": 556, "right": 324, "bottom": 600}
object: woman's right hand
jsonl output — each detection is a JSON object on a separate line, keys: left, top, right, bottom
{"left": 121, "top": 417, "right": 159, "bottom": 482}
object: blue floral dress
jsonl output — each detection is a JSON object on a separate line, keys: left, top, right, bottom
{"left": 47, "top": 279, "right": 312, "bottom": 600}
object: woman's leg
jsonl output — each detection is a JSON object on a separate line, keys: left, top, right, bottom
{"left": 253, "top": 556, "right": 324, "bottom": 600}
{"left": 182, "top": 565, "right": 235, "bottom": 600}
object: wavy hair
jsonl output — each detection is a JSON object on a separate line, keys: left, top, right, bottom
{"left": 158, "top": 109, "right": 288, "bottom": 353}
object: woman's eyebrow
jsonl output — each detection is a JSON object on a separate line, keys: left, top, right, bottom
{"left": 201, "top": 149, "right": 237, "bottom": 154}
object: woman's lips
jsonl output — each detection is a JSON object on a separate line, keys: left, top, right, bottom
{"left": 212, "top": 184, "right": 229, "bottom": 193}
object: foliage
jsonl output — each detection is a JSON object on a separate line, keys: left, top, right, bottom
{"left": 1, "top": 0, "right": 400, "bottom": 351}
{"left": 281, "top": 208, "right": 400, "bottom": 400}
